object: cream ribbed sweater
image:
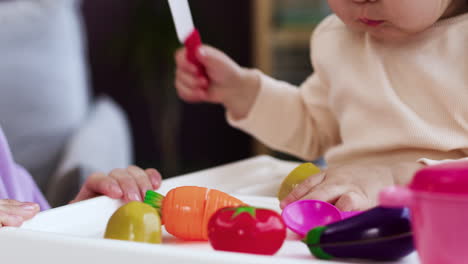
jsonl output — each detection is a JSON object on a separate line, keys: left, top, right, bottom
{"left": 229, "top": 13, "right": 468, "bottom": 167}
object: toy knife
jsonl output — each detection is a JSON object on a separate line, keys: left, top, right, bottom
{"left": 168, "top": 0, "right": 208, "bottom": 81}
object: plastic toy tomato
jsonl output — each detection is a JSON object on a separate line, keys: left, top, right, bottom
{"left": 208, "top": 206, "right": 286, "bottom": 255}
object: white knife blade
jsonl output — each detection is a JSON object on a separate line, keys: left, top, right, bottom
{"left": 168, "top": 0, "right": 209, "bottom": 82}
{"left": 168, "top": 0, "right": 195, "bottom": 43}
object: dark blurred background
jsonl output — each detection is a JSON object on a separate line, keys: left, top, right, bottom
{"left": 82, "top": 0, "right": 254, "bottom": 178}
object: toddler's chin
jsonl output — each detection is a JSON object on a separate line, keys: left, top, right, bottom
{"left": 367, "top": 31, "right": 414, "bottom": 43}
{"left": 346, "top": 23, "right": 414, "bottom": 43}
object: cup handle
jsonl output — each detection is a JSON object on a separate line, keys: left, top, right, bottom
{"left": 379, "top": 186, "right": 413, "bottom": 208}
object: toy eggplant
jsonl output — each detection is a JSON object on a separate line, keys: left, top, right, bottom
{"left": 304, "top": 207, "right": 414, "bottom": 261}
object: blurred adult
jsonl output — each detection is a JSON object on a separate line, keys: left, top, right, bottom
{"left": 0, "top": 0, "right": 132, "bottom": 206}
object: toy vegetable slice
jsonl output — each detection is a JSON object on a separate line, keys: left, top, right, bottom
{"left": 104, "top": 201, "right": 162, "bottom": 244}
{"left": 145, "top": 186, "right": 244, "bottom": 241}
{"left": 278, "top": 163, "right": 321, "bottom": 201}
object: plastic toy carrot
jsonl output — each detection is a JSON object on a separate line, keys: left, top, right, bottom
{"left": 144, "top": 186, "right": 244, "bottom": 241}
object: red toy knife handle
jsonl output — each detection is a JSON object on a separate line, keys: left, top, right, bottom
{"left": 185, "top": 29, "right": 209, "bottom": 82}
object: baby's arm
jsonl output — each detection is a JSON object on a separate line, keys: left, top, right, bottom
{"left": 175, "top": 46, "right": 339, "bottom": 161}
{"left": 227, "top": 73, "right": 340, "bottom": 161}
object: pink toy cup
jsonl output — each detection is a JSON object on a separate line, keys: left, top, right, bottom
{"left": 380, "top": 161, "right": 468, "bottom": 264}
{"left": 281, "top": 199, "right": 362, "bottom": 237}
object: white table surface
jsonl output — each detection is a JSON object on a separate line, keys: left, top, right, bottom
{"left": 0, "top": 155, "right": 420, "bottom": 264}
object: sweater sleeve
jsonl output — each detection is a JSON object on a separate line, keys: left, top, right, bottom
{"left": 227, "top": 70, "right": 340, "bottom": 161}
{"left": 226, "top": 16, "right": 341, "bottom": 161}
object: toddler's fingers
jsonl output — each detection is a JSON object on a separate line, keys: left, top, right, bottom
{"left": 298, "top": 184, "right": 346, "bottom": 205}
{"left": 145, "top": 168, "right": 162, "bottom": 190}
{"left": 335, "top": 191, "right": 371, "bottom": 212}
{"left": 0, "top": 202, "right": 39, "bottom": 220}
{"left": 175, "top": 79, "right": 206, "bottom": 103}
{"left": 0, "top": 211, "right": 23, "bottom": 227}
{"left": 71, "top": 187, "right": 93, "bottom": 204}
{"left": 74, "top": 172, "right": 123, "bottom": 203}
{"left": 176, "top": 68, "right": 208, "bottom": 93}
{"left": 175, "top": 48, "right": 199, "bottom": 75}
{"left": 0, "top": 199, "right": 24, "bottom": 206}
{"left": 280, "top": 172, "right": 325, "bottom": 209}
{"left": 127, "top": 166, "right": 153, "bottom": 199}
{"left": 197, "top": 46, "right": 234, "bottom": 76}
{"left": 111, "top": 168, "right": 142, "bottom": 202}
{"left": 175, "top": 48, "right": 186, "bottom": 65}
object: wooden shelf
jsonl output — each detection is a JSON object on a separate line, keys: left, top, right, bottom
{"left": 251, "top": 0, "right": 273, "bottom": 155}
{"left": 250, "top": 0, "right": 321, "bottom": 156}
{"left": 273, "top": 28, "right": 314, "bottom": 48}
{"left": 252, "top": 0, "right": 273, "bottom": 74}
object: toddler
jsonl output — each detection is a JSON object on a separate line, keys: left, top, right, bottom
{"left": 175, "top": 0, "right": 468, "bottom": 211}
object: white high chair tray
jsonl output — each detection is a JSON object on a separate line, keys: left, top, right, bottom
{"left": 0, "top": 155, "right": 419, "bottom": 264}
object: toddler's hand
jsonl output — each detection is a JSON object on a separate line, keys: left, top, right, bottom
{"left": 175, "top": 45, "right": 260, "bottom": 119}
{"left": 0, "top": 199, "right": 40, "bottom": 227}
{"left": 72, "top": 166, "right": 162, "bottom": 203}
{"left": 280, "top": 162, "right": 423, "bottom": 211}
